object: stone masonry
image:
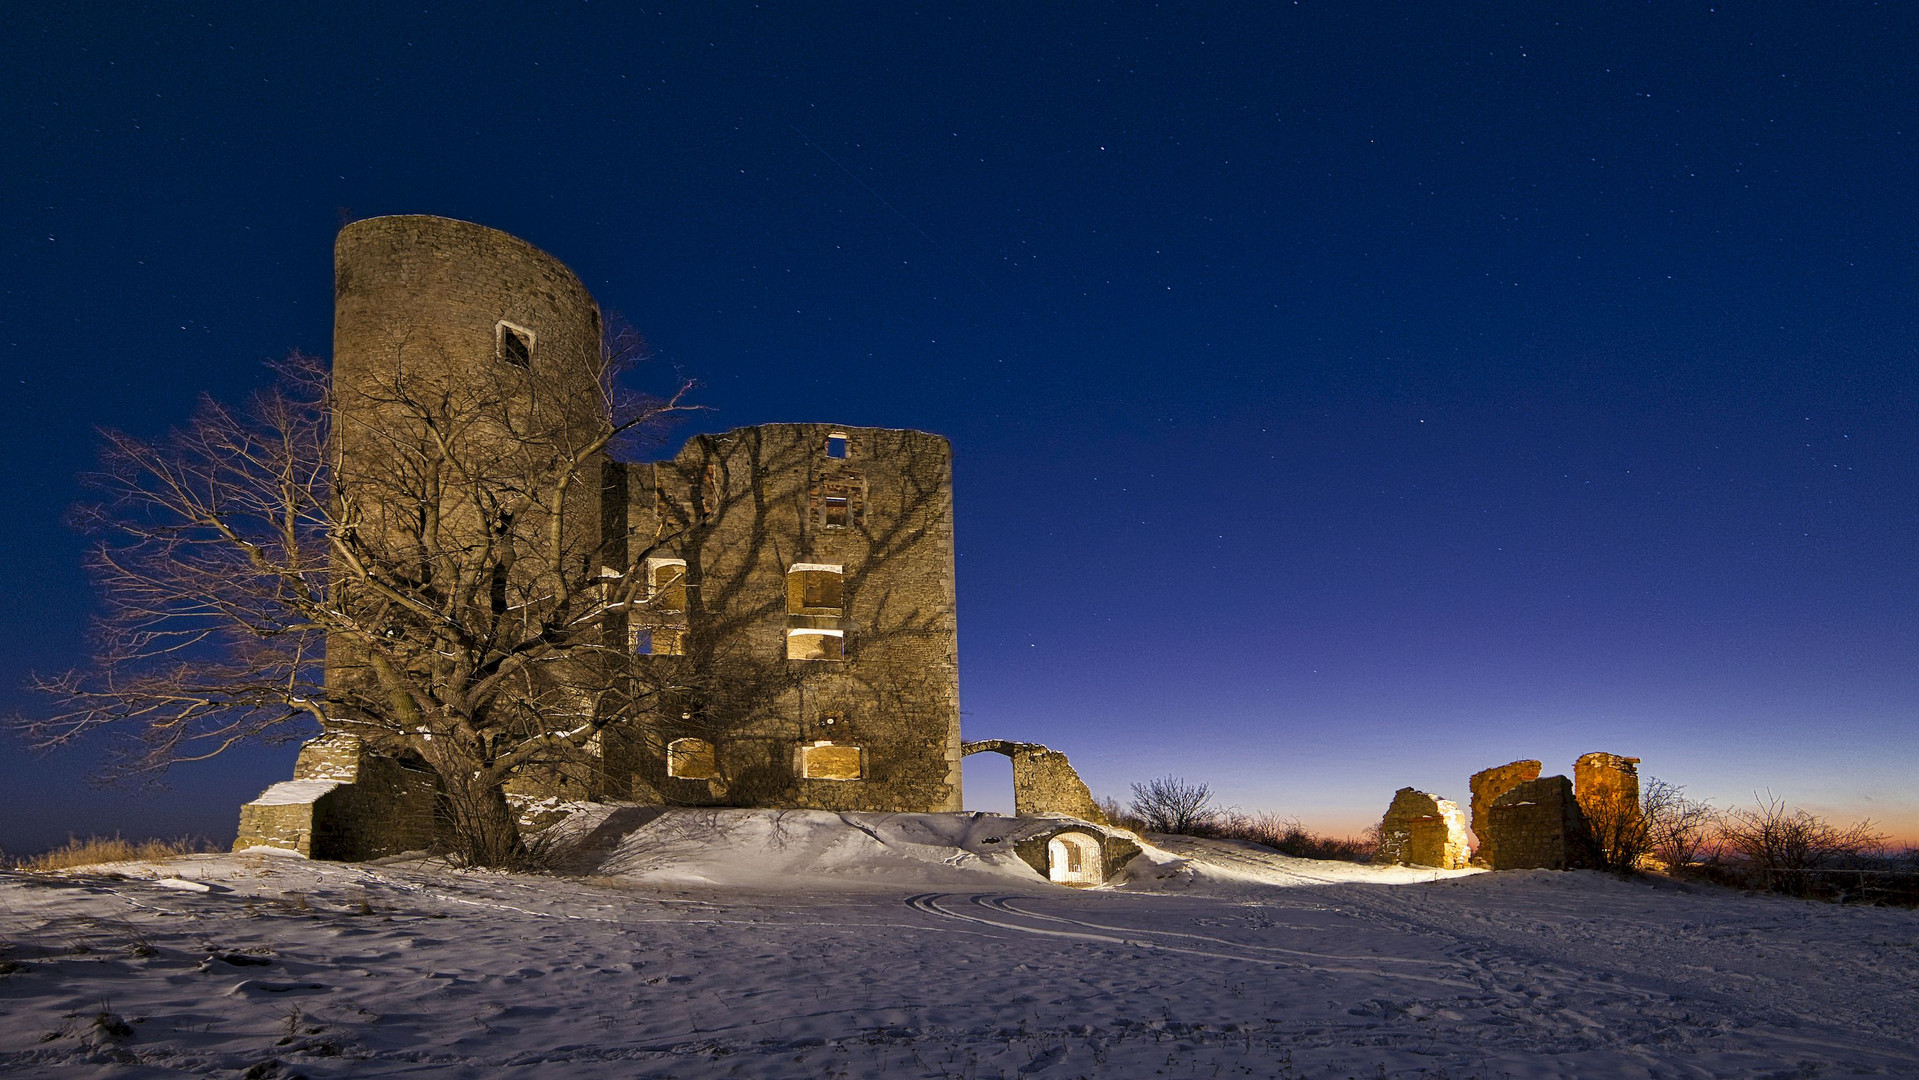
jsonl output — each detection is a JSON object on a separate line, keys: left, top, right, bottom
{"left": 605, "top": 422, "right": 963, "bottom": 813}
{"left": 960, "top": 740, "right": 1108, "bottom": 824}
{"left": 1375, "top": 788, "right": 1471, "bottom": 869}
{"left": 237, "top": 216, "right": 974, "bottom": 855}
{"left": 1573, "top": 752, "right": 1641, "bottom": 826}
{"left": 1485, "top": 776, "right": 1596, "bottom": 870}
{"left": 235, "top": 734, "right": 437, "bottom": 859}
{"left": 1469, "top": 759, "right": 1542, "bottom": 867}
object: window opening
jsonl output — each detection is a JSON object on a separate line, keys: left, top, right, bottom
{"left": 646, "top": 557, "right": 687, "bottom": 611}
{"left": 823, "top": 496, "right": 849, "bottom": 528}
{"left": 630, "top": 624, "right": 683, "bottom": 656}
{"left": 786, "top": 628, "right": 845, "bottom": 661}
{"left": 786, "top": 563, "right": 844, "bottom": 615}
{"left": 801, "top": 742, "right": 862, "bottom": 780}
{"left": 496, "top": 321, "right": 535, "bottom": 368}
{"left": 667, "top": 738, "right": 719, "bottom": 780}
{"left": 826, "top": 433, "right": 848, "bottom": 459}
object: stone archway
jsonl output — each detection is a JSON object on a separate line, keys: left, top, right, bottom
{"left": 959, "top": 740, "right": 1107, "bottom": 824}
{"left": 1046, "top": 831, "right": 1104, "bottom": 885}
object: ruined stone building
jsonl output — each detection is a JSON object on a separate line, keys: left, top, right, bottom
{"left": 239, "top": 216, "right": 971, "bottom": 857}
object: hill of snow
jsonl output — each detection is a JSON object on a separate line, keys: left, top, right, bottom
{"left": 3, "top": 808, "right": 1916, "bottom": 1077}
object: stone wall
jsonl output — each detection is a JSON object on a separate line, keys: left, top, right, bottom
{"left": 235, "top": 735, "right": 439, "bottom": 860}
{"left": 1469, "top": 759, "right": 1542, "bottom": 867}
{"left": 1573, "top": 752, "right": 1641, "bottom": 825}
{"left": 961, "top": 740, "right": 1108, "bottom": 824}
{"left": 325, "top": 217, "right": 609, "bottom": 790}
{"left": 1485, "top": 776, "right": 1596, "bottom": 870}
{"left": 608, "top": 422, "right": 963, "bottom": 814}
{"left": 1376, "top": 788, "right": 1471, "bottom": 869}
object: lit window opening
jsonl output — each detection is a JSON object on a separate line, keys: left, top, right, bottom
{"left": 667, "top": 737, "right": 719, "bottom": 780}
{"left": 786, "top": 628, "right": 845, "bottom": 661}
{"left": 801, "top": 741, "right": 862, "bottom": 780}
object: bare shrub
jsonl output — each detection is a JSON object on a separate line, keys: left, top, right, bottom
{"left": 14, "top": 835, "right": 214, "bottom": 871}
{"left": 1128, "top": 775, "right": 1220, "bottom": 835}
{"left": 1641, "top": 778, "right": 1716, "bottom": 870}
{"left": 1581, "top": 794, "right": 1648, "bottom": 875}
{"left": 1097, "top": 796, "right": 1148, "bottom": 833}
{"left": 1210, "top": 811, "right": 1375, "bottom": 862}
{"left": 1718, "top": 793, "right": 1888, "bottom": 896}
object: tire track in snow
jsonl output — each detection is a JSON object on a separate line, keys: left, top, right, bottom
{"left": 905, "top": 893, "right": 1475, "bottom": 987}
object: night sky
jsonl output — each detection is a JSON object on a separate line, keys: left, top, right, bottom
{"left": 4, "top": 4, "right": 1916, "bottom": 855}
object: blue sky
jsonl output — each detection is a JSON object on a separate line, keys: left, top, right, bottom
{"left": 3, "top": 4, "right": 1915, "bottom": 852}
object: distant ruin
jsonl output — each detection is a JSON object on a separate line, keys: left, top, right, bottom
{"left": 1385, "top": 751, "right": 1642, "bottom": 872}
{"left": 1375, "top": 788, "right": 1471, "bottom": 870}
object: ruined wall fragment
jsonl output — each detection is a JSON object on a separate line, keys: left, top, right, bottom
{"left": 1485, "top": 776, "right": 1596, "bottom": 870}
{"left": 235, "top": 734, "right": 439, "bottom": 860}
{"left": 961, "top": 740, "right": 1108, "bottom": 824}
{"left": 1469, "top": 759, "right": 1542, "bottom": 866}
{"left": 1375, "top": 787, "right": 1471, "bottom": 869}
{"left": 1573, "top": 752, "right": 1641, "bottom": 826}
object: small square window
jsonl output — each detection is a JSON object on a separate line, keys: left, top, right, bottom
{"left": 826, "top": 434, "right": 848, "bottom": 459}
{"left": 631, "top": 627, "right": 653, "bottom": 655}
{"left": 823, "top": 496, "right": 849, "bottom": 528}
{"left": 496, "top": 321, "right": 535, "bottom": 368}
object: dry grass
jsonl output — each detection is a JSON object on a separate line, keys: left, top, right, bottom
{"left": 10, "top": 835, "right": 215, "bottom": 872}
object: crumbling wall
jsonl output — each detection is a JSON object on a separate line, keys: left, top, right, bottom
{"left": 1375, "top": 787, "right": 1471, "bottom": 869}
{"left": 962, "top": 740, "right": 1107, "bottom": 824}
{"left": 1485, "top": 776, "right": 1595, "bottom": 870}
{"left": 1573, "top": 752, "right": 1641, "bottom": 825}
{"left": 235, "top": 735, "right": 439, "bottom": 859}
{"left": 1469, "top": 759, "right": 1542, "bottom": 867}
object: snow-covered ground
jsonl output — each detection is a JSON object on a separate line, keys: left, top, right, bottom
{"left": 3, "top": 808, "right": 1916, "bottom": 1078}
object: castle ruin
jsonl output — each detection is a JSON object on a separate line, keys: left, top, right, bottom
{"left": 237, "top": 216, "right": 979, "bottom": 858}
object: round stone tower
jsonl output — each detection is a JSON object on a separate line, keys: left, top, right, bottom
{"left": 324, "top": 216, "right": 610, "bottom": 717}
{"left": 332, "top": 215, "right": 604, "bottom": 444}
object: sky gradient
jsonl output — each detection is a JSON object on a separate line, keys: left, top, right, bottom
{"left": 3, "top": 4, "right": 1915, "bottom": 853}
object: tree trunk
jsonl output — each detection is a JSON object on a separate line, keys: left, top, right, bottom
{"left": 440, "top": 769, "right": 525, "bottom": 867}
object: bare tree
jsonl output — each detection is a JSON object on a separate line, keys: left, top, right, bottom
{"left": 1718, "top": 793, "right": 1888, "bottom": 894}
{"left": 1583, "top": 785, "right": 1651, "bottom": 875}
{"left": 1128, "top": 775, "right": 1220, "bottom": 835}
{"left": 14, "top": 343, "right": 694, "bottom": 867}
{"left": 1641, "top": 778, "right": 1716, "bottom": 870}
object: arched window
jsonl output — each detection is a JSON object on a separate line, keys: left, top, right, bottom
{"left": 667, "top": 738, "right": 718, "bottom": 780}
{"left": 646, "top": 557, "right": 687, "bottom": 612}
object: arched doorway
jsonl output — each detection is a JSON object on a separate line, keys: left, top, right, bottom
{"left": 1046, "top": 831, "right": 1103, "bottom": 886}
